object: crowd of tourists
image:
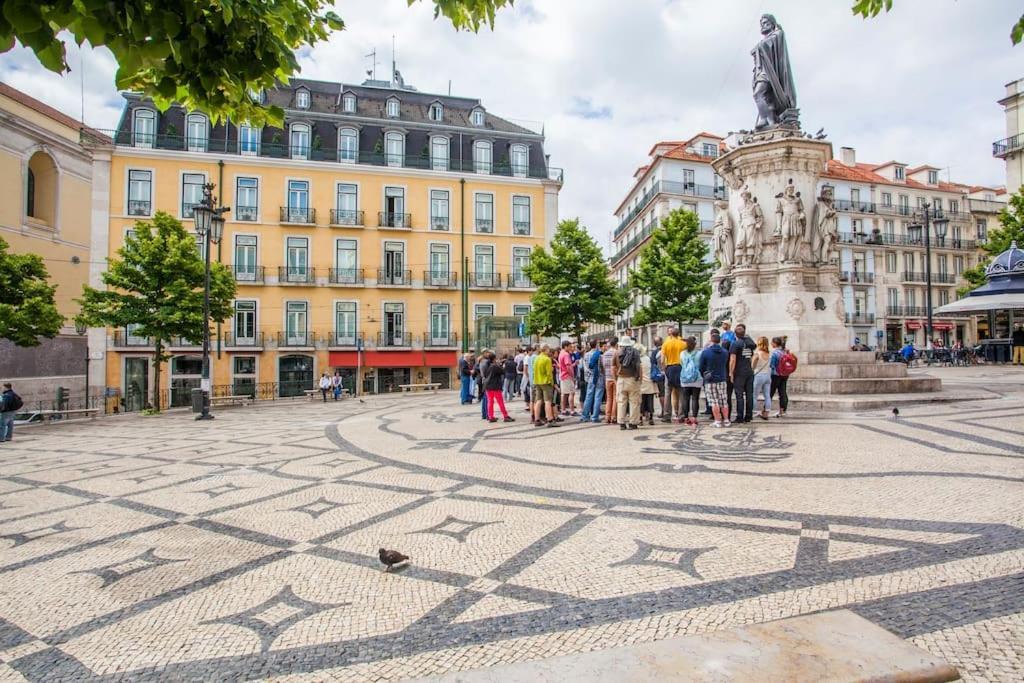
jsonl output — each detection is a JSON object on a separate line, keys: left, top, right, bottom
{"left": 457, "top": 321, "right": 799, "bottom": 429}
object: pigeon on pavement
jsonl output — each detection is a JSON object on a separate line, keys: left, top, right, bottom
{"left": 891, "top": 407, "right": 900, "bottom": 421}
{"left": 379, "top": 548, "right": 410, "bottom": 572}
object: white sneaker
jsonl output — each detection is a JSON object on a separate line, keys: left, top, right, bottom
{"left": 713, "top": 421, "right": 723, "bottom": 428}
{"left": 723, "top": 420, "right": 732, "bottom": 427}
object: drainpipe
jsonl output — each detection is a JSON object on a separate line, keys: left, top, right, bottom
{"left": 460, "top": 177, "right": 468, "bottom": 352}
{"left": 216, "top": 159, "right": 225, "bottom": 362}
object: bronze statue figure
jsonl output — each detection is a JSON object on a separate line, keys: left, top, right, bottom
{"left": 751, "top": 14, "right": 798, "bottom": 130}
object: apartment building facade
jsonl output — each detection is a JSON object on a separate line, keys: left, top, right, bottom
{"left": 993, "top": 77, "right": 1024, "bottom": 193}
{"left": 0, "top": 82, "right": 111, "bottom": 405}
{"left": 595, "top": 133, "right": 1001, "bottom": 350}
{"left": 98, "top": 76, "right": 561, "bottom": 408}
{"left": 592, "top": 133, "right": 725, "bottom": 344}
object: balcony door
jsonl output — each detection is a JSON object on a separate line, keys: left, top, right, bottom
{"left": 234, "top": 301, "right": 256, "bottom": 344}
{"left": 288, "top": 180, "right": 309, "bottom": 222}
{"left": 384, "top": 187, "right": 405, "bottom": 226}
{"left": 286, "top": 237, "right": 308, "bottom": 282}
{"left": 429, "top": 243, "right": 449, "bottom": 285}
{"left": 474, "top": 245, "right": 494, "bottom": 286}
{"left": 335, "top": 239, "right": 358, "bottom": 284}
{"left": 234, "top": 235, "right": 257, "bottom": 281}
{"left": 430, "top": 304, "right": 450, "bottom": 345}
{"left": 512, "top": 247, "right": 531, "bottom": 286}
{"left": 384, "top": 303, "right": 405, "bottom": 346}
{"left": 286, "top": 301, "right": 307, "bottom": 346}
{"left": 384, "top": 241, "right": 405, "bottom": 285}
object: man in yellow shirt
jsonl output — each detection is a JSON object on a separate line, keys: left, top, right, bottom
{"left": 532, "top": 344, "right": 559, "bottom": 427}
{"left": 660, "top": 327, "right": 685, "bottom": 423}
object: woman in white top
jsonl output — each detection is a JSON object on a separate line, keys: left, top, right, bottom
{"left": 638, "top": 344, "right": 657, "bottom": 426}
{"left": 751, "top": 336, "right": 772, "bottom": 420}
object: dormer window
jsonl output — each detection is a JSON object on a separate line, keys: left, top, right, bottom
{"left": 295, "top": 89, "right": 310, "bottom": 109}
{"left": 927, "top": 170, "right": 938, "bottom": 184}
{"left": 701, "top": 142, "right": 718, "bottom": 158}
{"left": 894, "top": 165, "right": 905, "bottom": 180}
{"left": 386, "top": 97, "right": 400, "bottom": 118}
{"left": 132, "top": 108, "right": 156, "bottom": 148}
{"left": 342, "top": 94, "right": 356, "bottom": 113}
{"left": 471, "top": 108, "right": 485, "bottom": 126}
{"left": 186, "top": 113, "right": 209, "bottom": 152}
{"left": 429, "top": 102, "right": 444, "bottom": 122}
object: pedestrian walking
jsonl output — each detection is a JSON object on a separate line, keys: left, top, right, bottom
{"left": 485, "top": 352, "right": 514, "bottom": 423}
{"left": 699, "top": 332, "right": 731, "bottom": 427}
{"left": 661, "top": 327, "right": 685, "bottom": 423}
{"left": 602, "top": 337, "right": 619, "bottom": 424}
{"left": 458, "top": 352, "right": 475, "bottom": 404}
{"left": 0, "top": 383, "right": 22, "bottom": 443}
{"left": 752, "top": 336, "right": 773, "bottom": 420}
{"left": 769, "top": 337, "right": 795, "bottom": 417}
{"left": 728, "top": 324, "right": 756, "bottom": 423}
{"left": 532, "top": 343, "right": 559, "bottom": 427}
{"left": 1013, "top": 324, "right": 1024, "bottom": 365}
{"left": 680, "top": 336, "right": 703, "bottom": 426}
{"left": 614, "top": 336, "right": 642, "bottom": 430}
{"left": 581, "top": 340, "right": 606, "bottom": 423}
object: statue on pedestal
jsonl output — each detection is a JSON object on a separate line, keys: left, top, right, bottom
{"left": 811, "top": 185, "right": 839, "bottom": 263}
{"left": 735, "top": 190, "right": 764, "bottom": 266}
{"left": 774, "top": 179, "right": 806, "bottom": 263}
{"left": 711, "top": 200, "right": 735, "bottom": 271}
{"left": 751, "top": 14, "right": 799, "bottom": 130}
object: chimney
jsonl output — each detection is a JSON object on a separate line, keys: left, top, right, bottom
{"left": 840, "top": 146, "right": 856, "bottom": 166}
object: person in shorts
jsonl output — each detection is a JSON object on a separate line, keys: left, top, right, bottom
{"left": 532, "top": 343, "right": 560, "bottom": 427}
{"left": 699, "top": 331, "right": 731, "bottom": 427}
{"left": 557, "top": 340, "right": 578, "bottom": 416}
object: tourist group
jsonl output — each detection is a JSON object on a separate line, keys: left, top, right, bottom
{"left": 457, "top": 322, "right": 799, "bottom": 429}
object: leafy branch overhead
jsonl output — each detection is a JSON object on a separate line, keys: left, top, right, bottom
{"left": 851, "top": 0, "right": 1024, "bottom": 45}
{"left": 0, "top": 0, "right": 514, "bottom": 126}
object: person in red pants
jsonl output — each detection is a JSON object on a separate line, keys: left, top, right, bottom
{"left": 484, "top": 351, "right": 514, "bottom": 422}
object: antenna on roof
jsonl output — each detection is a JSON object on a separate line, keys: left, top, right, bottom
{"left": 391, "top": 35, "right": 396, "bottom": 88}
{"left": 79, "top": 43, "right": 86, "bottom": 125}
{"left": 448, "top": 80, "right": 451, "bottom": 96}
{"left": 364, "top": 48, "right": 378, "bottom": 81}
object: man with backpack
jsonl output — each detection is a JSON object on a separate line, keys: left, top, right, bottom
{"left": 769, "top": 336, "right": 796, "bottom": 417}
{"left": 613, "top": 336, "right": 642, "bottom": 430}
{"left": 1, "top": 383, "right": 22, "bottom": 443}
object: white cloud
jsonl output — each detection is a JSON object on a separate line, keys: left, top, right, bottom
{"left": 0, "top": 0, "right": 1017, "bottom": 249}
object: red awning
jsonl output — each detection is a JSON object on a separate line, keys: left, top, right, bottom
{"left": 329, "top": 350, "right": 457, "bottom": 368}
{"left": 931, "top": 322, "right": 955, "bottom": 331}
{"left": 905, "top": 321, "right": 923, "bottom": 330}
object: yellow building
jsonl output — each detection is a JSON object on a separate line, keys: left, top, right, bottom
{"left": 0, "top": 82, "right": 111, "bottom": 407}
{"left": 99, "top": 76, "right": 561, "bottom": 408}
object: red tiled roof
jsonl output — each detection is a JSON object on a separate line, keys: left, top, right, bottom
{"left": 662, "top": 145, "right": 714, "bottom": 163}
{"left": 871, "top": 160, "right": 906, "bottom": 170}
{"left": 0, "top": 82, "right": 110, "bottom": 142}
{"left": 646, "top": 140, "right": 687, "bottom": 156}
{"left": 823, "top": 160, "right": 969, "bottom": 195}
{"left": 906, "top": 165, "right": 939, "bottom": 174}
{"left": 683, "top": 131, "right": 724, "bottom": 145}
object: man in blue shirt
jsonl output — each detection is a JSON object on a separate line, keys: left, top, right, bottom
{"left": 900, "top": 340, "right": 916, "bottom": 366}
{"left": 581, "top": 340, "right": 606, "bottom": 423}
{"left": 720, "top": 321, "right": 737, "bottom": 347}
{"left": 700, "top": 331, "right": 731, "bottom": 427}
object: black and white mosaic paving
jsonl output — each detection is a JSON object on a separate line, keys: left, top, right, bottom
{"left": 0, "top": 366, "right": 1022, "bottom": 681}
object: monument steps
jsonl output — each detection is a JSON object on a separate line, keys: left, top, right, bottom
{"left": 788, "top": 376, "right": 941, "bottom": 395}
{"left": 802, "top": 351, "right": 879, "bottom": 365}
{"left": 789, "top": 388, "right": 990, "bottom": 411}
{"left": 795, "top": 363, "right": 908, "bottom": 379}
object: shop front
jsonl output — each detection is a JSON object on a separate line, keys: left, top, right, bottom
{"left": 328, "top": 349, "right": 458, "bottom": 395}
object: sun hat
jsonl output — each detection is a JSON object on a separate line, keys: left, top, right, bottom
{"left": 618, "top": 336, "right": 634, "bottom": 348}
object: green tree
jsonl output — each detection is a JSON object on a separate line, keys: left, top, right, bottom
{"left": 0, "top": 0, "right": 512, "bottom": 126}
{"left": 524, "top": 218, "right": 627, "bottom": 343}
{"left": 958, "top": 190, "right": 1024, "bottom": 296}
{"left": 628, "top": 209, "right": 712, "bottom": 330}
{"left": 77, "top": 212, "right": 236, "bottom": 412}
{"left": 852, "top": 0, "right": 1024, "bottom": 45}
{"left": 0, "top": 236, "right": 63, "bottom": 346}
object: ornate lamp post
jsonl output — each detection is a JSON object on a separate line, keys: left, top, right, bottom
{"left": 192, "top": 183, "right": 229, "bottom": 420}
{"left": 910, "top": 202, "right": 949, "bottom": 353}
{"left": 75, "top": 320, "right": 88, "bottom": 409}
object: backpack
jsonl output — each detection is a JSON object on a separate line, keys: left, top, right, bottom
{"left": 8, "top": 392, "right": 23, "bottom": 411}
{"left": 680, "top": 351, "right": 700, "bottom": 384}
{"left": 778, "top": 351, "right": 798, "bottom": 377}
{"left": 619, "top": 347, "right": 639, "bottom": 372}
{"left": 649, "top": 350, "right": 664, "bottom": 382}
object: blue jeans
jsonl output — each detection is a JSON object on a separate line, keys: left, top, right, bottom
{"left": 460, "top": 376, "right": 472, "bottom": 403}
{"left": 0, "top": 411, "right": 14, "bottom": 442}
{"left": 582, "top": 377, "right": 605, "bottom": 422}
{"left": 753, "top": 373, "right": 772, "bottom": 413}
{"left": 481, "top": 387, "right": 489, "bottom": 419}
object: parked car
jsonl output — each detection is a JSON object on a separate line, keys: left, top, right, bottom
{"left": 14, "top": 410, "right": 46, "bottom": 425}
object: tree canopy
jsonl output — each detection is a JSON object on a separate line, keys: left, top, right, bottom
{"left": 524, "top": 218, "right": 627, "bottom": 342}
{"left": 0, "top": 0, "right": 513, "bottom": 126}
{"left": 852, "top": 0, "right": 1023, "bottom": 45}
{"left": 958, "top": 190, "right": 1024, "bottom": 296}
{"left": 0, "top": 236, "right": 63, "bottom": 346}
{"left": 77, "top": 212, "right": 236, "bottom": 411}
{"left": 628, "top": 209, "right": 712, "bottom": 329}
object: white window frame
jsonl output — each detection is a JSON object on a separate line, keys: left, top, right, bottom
{"left": 512, "top": 195, "right": 531, "bottom": 235}
{"left": 233, "top": 234, "right": 258, "bottom": 282}
{"left": 512, "top": 246, "right": 531, "bottom": 287}
{"left": 429, "top": 102, "right": 444, "bottom": 122}
{"left": 238, "top": 123, "right": 261, "bottom": 156}
{"left": 385, "top": 131, "right": 405, "bottom": 167}
{"left": 342, "top": 93, "right": 356, "bottom": 113}
{"left": 429, "top": 303, "right": 450, "bottom": 344}
{"left": 335, "top": 183, "right": 359, "bottom": 225}
{"left": 471, "top": 108, "right": 485, "bottom": 126}
{"left": 473, "top": 303, "right": 495, "bottom": 320}
{"left": 473, "top": 140, "right": 492, "bottom": 174}
{"left": 186, "top": 113, "right": 209, "bottom": 152}
{"left": 473, "top": 244, "right": 495, "bottom": 287}
{"left": 132, "top": 108, "right": 156, "bottom": 148}
{"left": 289, "top": 123, "right": 311, "bottom": 160}
{"left": 338, "top": 127, "right": 358, "bottom": 163}
{"left": 286, "top": 179, "right": 311, "bottom": 223}
{"left": 285, "top": 300, "right": 309, "bottom": 345}
{"left": 235, "top": 176, "right": 259, "bottom": 222}
{"left": 180, "top": 172, "right": 206, "bottom": 219}
{"left": 894, "top": 166, "right": 905, "bottom": 180}
{"left": 475, "top": 192, "right": 494, "bottom": 233}
{"left": 234, "top": 300, "right": 257, "bottom": 345}
{"left": 335, "top": 301, "right": 358, "bottom": 346}
{"left": 295, "top": 89, "right": 310, "bottom": 109}
{"left": 127, "top": 169, "right": 153, "bottom": 217}
{"left": 386, "top": 97, "right": 400, "bottom": 118}
{"left": 510, "top": 143, "right": 529, "bottom": 178}
{"left": 430, "top": 189, "right": 450, "bottom": 230}
{"left": 334, "top": 238, "right": 359, "bottom": 284}
{"left": 430, "top": 135, "right": 450, "bottom": 171}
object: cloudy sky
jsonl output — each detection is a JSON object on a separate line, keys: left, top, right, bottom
{"left": 0, "top": 0, "right": 1019, "bottom": 249}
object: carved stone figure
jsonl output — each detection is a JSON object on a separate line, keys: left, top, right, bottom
{"left": 717, "top": 278, "right": 734, "bottom": 297}
{"left": 732, "top": 300, "right": 750, "bottom": 323}
{"left": 774, "top": 180, "right": 806, "bottom": 263}
{"left": 811, "top": 185, "right": 839, "bottom": 263}
{"left": 751, "top": 14, "right": 798, "bottom": 130}
{"left": 735, "top": 190, "right": 764, "bottom": 266}
{"left": 785, "top": 298, "right": 806, "bottom": 321}
{"left": 711, "top": 200, "right": 735, "bottom": 271}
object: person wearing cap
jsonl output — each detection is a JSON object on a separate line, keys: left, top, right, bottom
{"left": 612, "top": 335, "right": 642, "bottom": 430}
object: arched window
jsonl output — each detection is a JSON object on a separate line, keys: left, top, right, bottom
{"left": 186, "top": 113, "right": 208, "bottom": 152}
{"left": 132, "top": 108, "right": 156, "bottom": 148}
{"left": 26, "top": 151, "right": 57, "bottom": 226}
{"left": 338, "top": 127, "right": 358, "bottom": 162}
{"left": 510, "top": 143, "right": 529, "bottom": 177}
{"left": 473, "top": 140, "right": 492, "bottom": 174}
{"left": 385, "top": 131, "right": 404, "bottom": 167}
{"left": 430, "top": 136, "right": 449, "bottom": 171}
{"left": 290, "top": 123, "right": 310, "bottom": 160}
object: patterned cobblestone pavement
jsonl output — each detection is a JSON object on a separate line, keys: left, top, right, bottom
{"left": 0, "top": 366, "right": 1021, "bottom": 681}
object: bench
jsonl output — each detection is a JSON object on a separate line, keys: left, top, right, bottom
{"left": 304, "top": 389, "right": 322, "bottom": 401}
{"left": 209, "top": 395, "right": 251, "bottom": 408}
{"left": 38, "top": 408, "right": 100, "bottom": 423}
{"left": 398, "top": 383, "right": 440, "bottom": 393}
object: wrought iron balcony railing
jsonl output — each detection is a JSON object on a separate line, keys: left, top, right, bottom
{"left": 423, "top": 270, "right": 457, "bottom": 287}
{"left": 280, "top": 206, "right": 316, "bottom": 224}
{"left": 232, "top": 265, "right": 265, "bottom": 283}
{"left": 277, "top": 266, "right": 316, "bottom": 284}
{"left": 377, "top": 269, "right": 412, "bottom": 286}
{"left": 330, "top": 209, "right": 364, "bottom": 226}
{"left": 328, "top": 268, "right": 364, "bottom": 285}
{"left": 379, "top": 211, "right": 412, "bottom": 228}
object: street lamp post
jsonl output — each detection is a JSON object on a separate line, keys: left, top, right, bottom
{"left": 75, "top": 321, "right": 88, "bottom": 410}
{"left": 192, "top": 183, "right": 230, "bottom": 421}
{"left": 910, "top": 202, "right": 949, "bottom": 354}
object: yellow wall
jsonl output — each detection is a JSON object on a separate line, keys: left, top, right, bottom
{"left": 105, "top": 147, "right": 556, "bottom": 399}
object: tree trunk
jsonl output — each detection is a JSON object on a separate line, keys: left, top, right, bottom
{"left": 152, "top": 341, "right": 162, "bottom": 413}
